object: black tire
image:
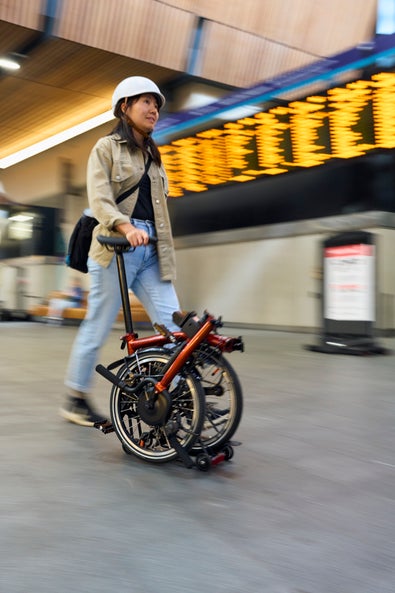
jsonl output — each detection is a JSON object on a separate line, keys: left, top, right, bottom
{"left": 110, "top": 349, "right": 205, "bottom": 464}
{"left": 190, "top": 347, "right": 243, "bottom": 454}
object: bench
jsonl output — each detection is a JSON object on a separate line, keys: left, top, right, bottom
{"left": 28, "top": 290, "right": 150, "bottom": 326}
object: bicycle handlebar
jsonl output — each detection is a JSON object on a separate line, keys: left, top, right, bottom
{"left": 97, "top": 235, "right": 158, "bottom": 249}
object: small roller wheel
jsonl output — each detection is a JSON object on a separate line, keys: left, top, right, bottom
{"left": 223, "top": 444, "right": 234, "bottom": 461}
{"left": 196, "top": 453, "right": 211, "bottom": 472}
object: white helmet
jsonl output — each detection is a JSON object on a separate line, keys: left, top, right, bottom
{"left": 112, "top": 76, "right": 166, "bottom": 114}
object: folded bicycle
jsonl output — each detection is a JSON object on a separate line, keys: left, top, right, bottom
{"left": 94, "top": 235, "right": 244, "bottom": 471}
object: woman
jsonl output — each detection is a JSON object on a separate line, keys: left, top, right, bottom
{"left": 61, "top": 76, "right": 180, "bottom": 426}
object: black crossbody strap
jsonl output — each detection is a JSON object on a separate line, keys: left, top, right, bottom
{"left": 115, "top": 156, "right": 152, "bottom": 206}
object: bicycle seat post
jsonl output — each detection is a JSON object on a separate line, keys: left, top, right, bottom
{"left": 114, "top": 247, "right": 134, "bottom": 334}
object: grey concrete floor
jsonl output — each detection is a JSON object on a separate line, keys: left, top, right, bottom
{"left": 1, "top": 321, "right": 394, "bottom": 593}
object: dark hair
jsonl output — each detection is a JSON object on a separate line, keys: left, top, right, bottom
{"left": 110, "top": 97, "right": 162, "bottom": 166}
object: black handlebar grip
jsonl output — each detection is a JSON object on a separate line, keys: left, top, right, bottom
{"left": 97, "top": 235, "right": 158, "bottom": 248}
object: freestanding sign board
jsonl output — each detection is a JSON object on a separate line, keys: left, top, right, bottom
{"left": 308, "top": 231, "right": 386, "bottom": 354}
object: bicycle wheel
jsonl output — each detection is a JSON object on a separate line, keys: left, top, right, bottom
{"left": 190, "top": 346, "right": 243, "bottom": 454}
{"left": 110, "top": 349, "right": 205, "bottom": 463}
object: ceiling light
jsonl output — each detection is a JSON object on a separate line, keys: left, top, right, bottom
{"left": 8, "top": 213, "right": 34, "bottom": 222}
{"left": 0, "top": 110, "right": 114, "bottom": 169}
{"left": 0, "top": 57, "right": 21, "bottom": 70}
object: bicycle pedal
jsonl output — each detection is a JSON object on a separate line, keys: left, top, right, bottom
{"left": 153, "top": 323, "right": 177, "bottom": 343}
{"left": 153, "top": 323, "right": 170, "bottom": 336}
{"left": 94, "top": 420, "right": 114, "bottom": 434}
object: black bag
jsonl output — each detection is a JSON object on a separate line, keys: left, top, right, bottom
{"left": 65, "top": 213, "right": 98, "bottom": 273}
{"left": 66, "top": 157, "right": 152, "bottom": 273}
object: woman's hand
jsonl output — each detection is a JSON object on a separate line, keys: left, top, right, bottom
{"left": 116, "top": 222, "right": 149, "bottom": 247}
{"left": 125, "top": 226, "right": 149, "bottom": 247}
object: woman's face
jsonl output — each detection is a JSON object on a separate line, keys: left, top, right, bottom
{"left": 125, "top": 93, "right": 159, "bottom": 135}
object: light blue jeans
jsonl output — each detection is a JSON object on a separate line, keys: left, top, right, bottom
{"left": 65, "top": 219, "right": 180, "bottom": 393}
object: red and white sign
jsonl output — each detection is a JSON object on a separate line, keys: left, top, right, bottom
{"left": 324, "top": 243, "right": 375, "bottom": 321}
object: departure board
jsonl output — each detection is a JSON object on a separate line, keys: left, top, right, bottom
{"left": 159, "top": 72, "right": 395, "bottom": 198}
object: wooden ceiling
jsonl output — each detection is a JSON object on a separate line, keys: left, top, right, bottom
{"left": 0, "top": 20, "right": 179, "bottom": 159}
{"left": 0, "top": 0, "right": 377, "bottom": 164}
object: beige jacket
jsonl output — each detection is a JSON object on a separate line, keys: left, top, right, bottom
{"left": 87, "top": 134, "right": 176, "bottom": 281}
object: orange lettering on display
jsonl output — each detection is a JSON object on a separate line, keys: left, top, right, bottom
{"left": 159, "top": 72, "right": 395, "bottom": 197}
{"left": 372, "top": 72, "right": 395, "bottom": 149}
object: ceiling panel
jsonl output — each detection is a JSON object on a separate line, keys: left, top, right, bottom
{"left": 200, "top": 22, "right": 315, "bottom": 87}
{"left": 163, "top": 0, "right": 377, "bottom": 57}
{"left": 57, "top": 0, "right": 196, "bottom": 71}
{"left": 0, "top": 0, "right": 42, "bottom": 29}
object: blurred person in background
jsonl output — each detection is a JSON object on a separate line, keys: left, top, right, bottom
{"left": 47, "top": 277, "right": 83, "bottom": 324}
{"left": 60, "top": 76, "right": 180, "bottom": 426}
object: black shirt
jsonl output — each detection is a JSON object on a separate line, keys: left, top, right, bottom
{"left": 131, "top": 169, "right": 154, "bottom": 222}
